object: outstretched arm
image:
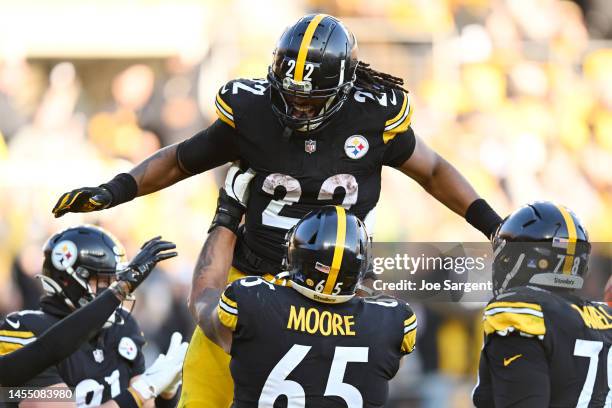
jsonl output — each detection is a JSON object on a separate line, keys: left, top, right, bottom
{"left": 52, "top": 120, "right": 239, "bottom": 217}
{"left": 398, "top": 133, "right": 502, "bottom": 238}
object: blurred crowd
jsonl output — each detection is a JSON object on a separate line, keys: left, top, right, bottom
{"left": 0, "top": 0, "right": 611, "bottom": 407}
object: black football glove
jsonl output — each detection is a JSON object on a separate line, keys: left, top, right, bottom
{"left": 116, "top": 236, "right": 177, "bottom": 291}
{"left": 52, "top": 187, "right": 113, "bottom": 218}
{"left": 209, "top": 188, "right": 246, "bottom": 234}
{"left": 208, "top": 162, "right": 256, "bottom": 234}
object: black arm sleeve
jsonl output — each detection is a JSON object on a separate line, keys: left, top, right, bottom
{"left": 176, "top": 119, "right": 240, "bottom": 175}
{"left": 382, "top": 126, "right": 417, "bottom": 167}
{"left": 0, "top": 290, "right": 120, "bottom": 386}
{"left": 485, "top": 335, "right": 550, "bottom": 408}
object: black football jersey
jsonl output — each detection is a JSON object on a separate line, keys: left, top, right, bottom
{"left": 216, "top": 276, "right": 417, "bottom": 407}
{"left": 215, "top": 79, "right": 415, "bottom": 273}
{"left": 473, "top": 286, "right": 612, "bottom": 407}
{"left": 0, "top": 306, "right": 145, "bottom": 408}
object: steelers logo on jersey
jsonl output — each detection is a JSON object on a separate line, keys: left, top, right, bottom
{"left": 344, "top": 135, "right": 369, "bottom": 159}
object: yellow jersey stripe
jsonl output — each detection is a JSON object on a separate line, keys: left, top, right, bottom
{"left": 485, "top": 301, "right": 542, "bottom": 312}
{"left": 484, "top": 311, "right": 545, "bottom": 337}
{"left": 404, "top": 314, "right": 417, "bottom": 327}
{"left": 383, "top": 106, "right": 413, "bottom": 144}
{"left": 401, "top": 329, "right": 417, "bottom": 354}
{"left": 216, "top": 93, "right": 233, "bottom": 115}
{"left": 215, "top": 108, "right": 235, "bottom": 128}
{"left": 217, "top": 305, "right": 238, "bottom": 331}
{"left": 323, "top": 206, "right": 347, "bottom": 294}
{"left": 0, "top": 330, "right": 35, "bottom": 339}
{"left": 294, "top": 14, "right": 326, "bottom": 81}
{"left": 556, "top": 205, "right": 577, "bottom": 274}
{"left": 221, "top": 292, "right": 237, "bottom": 309}
{"left": 0, "top": 341, "right": 23, "bottom": 356}
{"left": 385, "top": 92, "right": 408, "bottom": 127}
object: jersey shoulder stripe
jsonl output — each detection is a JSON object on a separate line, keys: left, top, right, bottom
{"left": 0, "top": 328, "right": 36, "bottom": 356}
{"left": 483, "top": 300, "right": 545, "bottom": 338}
{"left": 401, "top": 313, "right": 417, "bottom": 354}
{"left": 218, "top": 285, "right": 239, "bottom": 331}
{"left": 215, "top": 91, "right": 235, "bottom": 128}
{"left": 383, "top": 91, "right": 413, "bottom": 144}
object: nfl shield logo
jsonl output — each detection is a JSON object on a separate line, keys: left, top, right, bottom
{"left": 305, "top": 139, "right": 316, "bottom": 154}
{"left": 93, "top": 349, "right": 105, "bottom": 363}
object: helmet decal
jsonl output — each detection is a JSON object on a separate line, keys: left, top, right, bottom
{"left": 51, "top": 240, "right": 78, "bottom": 271}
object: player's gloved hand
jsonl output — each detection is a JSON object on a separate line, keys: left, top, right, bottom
{"left": 209, "top": 162, "right": 256, "bottom": 234}
{"left": 116, "top": 237, "right": 177, "bottom": 291}
{"left": 52, "top": 187, "right": 113, "bottom": 218}
{"left": 131, "top": 332, "right": 188, "bottom": 399}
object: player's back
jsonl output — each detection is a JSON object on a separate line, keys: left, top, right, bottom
{"left": 475, "top": 285, "right": 612, "bottom": 407}
{"left": 220, "top": 277, "right": 417, "bottom": 407}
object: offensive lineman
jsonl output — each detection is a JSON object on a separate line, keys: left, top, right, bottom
{"left": 51, "top": 14, "right": 502, "bottom": 406}
{"left": 195, "top": 205, "right": 418, "bottom": 407}
{"left": 473, "top": 201, "right": 612, "bottom": 407}
{"left": 0, "top": 226, "right": 187, "bottom": 408}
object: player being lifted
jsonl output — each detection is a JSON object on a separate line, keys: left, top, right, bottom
{"left": 473, "top": 201, "right": 611, "bottom": 407}
{"left": 51, "top": 14, "right": 502, "bottom": 406}
{"left": 0, "top": 226, "right": 187, "bottom": 408}
{"left": 194, "top": 205, "right": 417, "bottom": 407}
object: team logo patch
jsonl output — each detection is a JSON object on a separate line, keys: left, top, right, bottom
{"left": 51, "top": 240, "right": 78, "bottom": 271}
{"left": 118, "top": 337, "right": 138, "bottom": 361}
{"left": 305, "top": 139, "right": 317, "bottom": 154}
{"left": 344, "top": 135, "right": 369, "bottom": 159}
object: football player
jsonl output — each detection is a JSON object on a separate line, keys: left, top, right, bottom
{"left": 193, "top": 205, "right": 417, "bottom": 406}
{"left": 473, "top": 201, "right": 611, "bottom": 407}
{"left": 0, "top": 248, "right": 153, "bottom": 387}
{"left": 0, "top": 225, "right": 187, "bottom": 408}
{"left": 51, "top": 14, "right": 502, "bottom": 406}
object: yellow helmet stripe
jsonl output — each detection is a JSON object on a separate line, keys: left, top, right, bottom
{"left": 294, "top": 14, "right": 327, "bottom": 82}
{"left": 556, "top": 205, "right": 577, "bottom": 274}
{"left": 323, "top": 206, "right": 347, "bottom": 294}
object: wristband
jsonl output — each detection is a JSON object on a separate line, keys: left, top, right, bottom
{"left": 208, "top": 188, "right": 246, "bottom": 234}
{"left": 100, "top": 173, "right": 138, "bottom": 208}
{"left": 113, "top": 388, "right": 143, "bottom": 408}
{"left": 465, "top": 199, "right": 503, "bottom": 239}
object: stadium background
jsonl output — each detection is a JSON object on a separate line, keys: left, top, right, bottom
{"left": 0, "top": 0, "right": 611, "bottom": 406}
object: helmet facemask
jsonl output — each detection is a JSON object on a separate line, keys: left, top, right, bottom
{"left": 268, "top": 68, "right": 353, "bottom": 133}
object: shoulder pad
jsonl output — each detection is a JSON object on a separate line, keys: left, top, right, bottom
{"left": 484, "top": 286, "right": 546, "bottom": 339}
{"left": 215, "top": 78, "right": 269, "bottom": 129}
{"left": 0, "top": 311, "right": 44, "bottom": 355}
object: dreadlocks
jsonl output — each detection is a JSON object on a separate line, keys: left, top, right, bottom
{"left": 354, "top": 61, "right": 408, "bottom": 96}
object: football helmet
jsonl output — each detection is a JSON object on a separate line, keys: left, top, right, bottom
{"left": 40, "top": 225, "right": 128, "bottom": 308}
{"left": 268, "top": 14, "right": 358, "bottom": 132}
{"left": 492, "top": 201, "right": 590, "bottom": 296}
{"left": 284, "top": 205, "right": 370, "bottom": 303}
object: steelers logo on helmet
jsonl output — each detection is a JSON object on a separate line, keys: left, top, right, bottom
{"left": 344, "top": 135, "right": 369, "bottom": 159}
{"left": 51, "top": 240, "right": 78, "bottom": 271}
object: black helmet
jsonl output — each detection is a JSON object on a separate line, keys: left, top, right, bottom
{"left": 492, "top": 201, "right": 590, "bottom": 296}
{"left": 284, "top": 206, "right": 370, "bottom": 303}
{"left": 40, "top": 225, "right": 128, "bottom": 308}
{"left": 268, "top": 14, "right": 358, "bottom": 132}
